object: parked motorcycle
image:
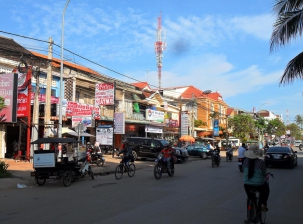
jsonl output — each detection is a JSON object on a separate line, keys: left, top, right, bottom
{"left": 154, "top": 153, "right": 175, "bottom": 180}
{"left": 86, "top": 146, "right": 105, "bottom": 167}
{"left": 238, "top": 157, "right": 245, "bottom": 172}
{"left": 72, "top": 155, "right": 94, "bottom": 182}
{"left": 211, "top": 150, "right": 221, "bottom": 167}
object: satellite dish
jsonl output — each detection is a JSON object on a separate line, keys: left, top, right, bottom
{"left": 203, "top": 90, "right": 212, "bottom": 94}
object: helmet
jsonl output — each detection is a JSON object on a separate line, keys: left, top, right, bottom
{"left": 87, "top": 142, "right": 90, "bottom": 145}
{"left": 163, "top": 142, "right": 169, "bottom": 149}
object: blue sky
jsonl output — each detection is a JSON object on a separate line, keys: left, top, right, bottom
{"left": 1, "top": 0, "right": 303, "bottom": 124}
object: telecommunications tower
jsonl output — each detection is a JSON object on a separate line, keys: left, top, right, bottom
{"left": 155, "top": 12, "right": 166, "bottom": 89}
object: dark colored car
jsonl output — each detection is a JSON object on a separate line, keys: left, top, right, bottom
{"left": 264, "top": 146, "right": 298, "bottom": 169}
{"left": 127, "top": 137, "right": 188, "bottom": 162}
{"left": 185, "top": 144, "right": 212, "bottom": 159}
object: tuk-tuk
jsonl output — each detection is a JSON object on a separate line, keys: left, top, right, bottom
{"left": 30, "top": 137, "right": 94, "bottom": 187}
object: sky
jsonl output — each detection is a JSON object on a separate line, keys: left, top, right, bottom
{"left": 1, "top": 0, "right": 303, "bottom": 124}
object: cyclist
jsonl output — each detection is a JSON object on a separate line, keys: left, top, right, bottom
{"left": 160, "top": 143, "right": 173, "bottom": 172}
{"left": 243, "top": 144, "right": 269, "bottom": 213}
{"left": 118, "top": 140, "right": 133, "bottom": 169}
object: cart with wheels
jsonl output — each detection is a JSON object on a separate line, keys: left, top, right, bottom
{"left": 30, "top": 137, "right": 94, "bottom": 187}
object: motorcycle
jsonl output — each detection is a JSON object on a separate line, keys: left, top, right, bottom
{"left": 72, "top": 155, "right": 94, "bottom": 182}
{"left": 211, "top": 150, "right": 221, "bottom": 167}
{"left": 154, "top": 153, "right": 175, "bottom": 180}
{"left": 238, "top": 157, "right": 245, "bottom": 172}
{"left": 86, "top": 146, "right": 105, "bottom": 167}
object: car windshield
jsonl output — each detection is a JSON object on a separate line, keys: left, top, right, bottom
{"left": 268, "top": 147, "right": 290, "bottom": 153}
{"left": 160, "top": 140, "right": 169, "bottom": 146}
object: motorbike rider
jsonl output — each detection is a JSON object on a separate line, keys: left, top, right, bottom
{"left": 243, "top": 144, "right": 269, "bottom": 213}
{"left": 212, "top": 144, "right": 221, "bottom": 162}
{"left": 118, "top": 140, "right": 133, "bottom": 169}
{"left": 226, "top": 144, "right": 233, "bottom": 160}
{"left": 238, "top": 143, "right": 247, "bottom": 160}
{"left": 264, "top": 142, "right": 270, "bottom": 154}
{"left": 160, "top": 143, "right": 173, "bottom": 172}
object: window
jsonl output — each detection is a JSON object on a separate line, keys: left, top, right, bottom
{"left": 125, "top": 100, "right": 133, "bottom": 119}
{"left": 75, "top": 91, "right": 80, "bottom": 102}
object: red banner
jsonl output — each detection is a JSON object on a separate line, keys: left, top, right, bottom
{"left": 30, "top": 93, "right": 59, "bottom": 104}
{"left": 15, "top": 67, "right": 32, "bottom": 117}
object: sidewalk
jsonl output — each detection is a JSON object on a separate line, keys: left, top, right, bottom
{"left": 0, "top": 154, "right": 155, "bottom": 190}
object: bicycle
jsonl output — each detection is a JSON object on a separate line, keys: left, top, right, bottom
{"left": 245, "top": 173, "right": 274, "bottom": 224}
{"left": 114, "top": 160, "right": 136, "bottom": 180}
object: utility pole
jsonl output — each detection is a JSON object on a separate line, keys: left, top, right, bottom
{"left": 191, "top": 93, "right": 195, "bottom": 137}
{"left": 31, "top": 66, "right": 40, "bottom": 157}
{"left": 44, "top": 37, "right": 53, "bottom": 145}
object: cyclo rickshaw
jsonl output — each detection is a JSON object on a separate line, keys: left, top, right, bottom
{"left": 30, "top": 137, "right": 94, "bottom": 187}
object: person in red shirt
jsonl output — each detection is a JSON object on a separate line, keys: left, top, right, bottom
{"left": 160, "top": 143, "right": 173, "bottom": 171}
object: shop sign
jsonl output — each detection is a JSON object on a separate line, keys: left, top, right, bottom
{"left": 63, "top": 100, "right": 100, "bottom": 117}
{"left": 95, "top": 83, "right": 114, "bottom": 105}
{"left": 30, "top": 93, "right": 59, "bottom": 104}
{"left": 146, "top": 109, "right": 164, "bottom": 122}
{"left": 96, "top": 125, "right": 113, "bottom": 145}
{"left": 0, "top": 73, "right": 18, "bottom": 122}
{"left": 114, "top": 112, "right": 125, "bottom": 134}
{"left": 145, "top": 125, "right": 163, "bottom": 133}
{"left": 213, "top": 119, "right": 219, "bottom": 137}
{"left": 181, "top": 112, "right": 189, "bottom": 136}
{"left": 72, "top": 116, "right": 92, "bottom": 128}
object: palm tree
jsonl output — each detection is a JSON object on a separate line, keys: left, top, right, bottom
{"left": 270, "top": 0, "right": 303, "bottom": 85}
{"left": 295, "top": 114, "right": 303, "bottom": 130}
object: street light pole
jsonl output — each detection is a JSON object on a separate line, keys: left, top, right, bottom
{"left": 58, "top": 0, "right": 70, "bottom": 138}
{"left": 257, "top": 102, "right": 270, "bottom": 146}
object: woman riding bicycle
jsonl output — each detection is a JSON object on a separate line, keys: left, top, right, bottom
{"left": 118, "top": 140, "right": 134, "bottom": 169}
{"left": 243, "top": 144, "right": 270, "bottom": 212}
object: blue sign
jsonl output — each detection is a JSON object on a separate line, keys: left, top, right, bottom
{"left": 213, "top": 119, "right": 219, "bottom": 137}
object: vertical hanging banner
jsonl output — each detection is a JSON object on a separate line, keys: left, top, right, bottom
{"left": 114, "top": 112, "right": 125, "bottom": 134}
{"left": 95, "top": 83, "right": 114, "bottom": 105}
{"left": 12, "top": 67, "right": 32, "bottom": 117}
{"left": 181, "top": 112, "right": 189, "bottom": 136}
{"left": 0, "top": 73, "right": 18, "bottom": 122}
{"left": 213, "top": 119, "right": 219, "bottom": 137}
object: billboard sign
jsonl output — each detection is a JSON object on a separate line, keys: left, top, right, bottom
{"left": 96, "top": 126, "right": 113, "bottom": 145}
{"left": 0, "top": 73, "right": 18, "bottom": 122}
{"left": 95, "top": 83, "right": 114, "bottom": 105}
{"left": 114, "top": 112, "right": 125, "bottom": 134}
{"left": 181, "top": 112, "right": 189, "bottom": 136}
{"left": 145, "top": 109, "right": 164, "bottom": 122}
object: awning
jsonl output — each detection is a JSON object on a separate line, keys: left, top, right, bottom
{"left": 198, "top": 131, "right": 212, "bottom": 137}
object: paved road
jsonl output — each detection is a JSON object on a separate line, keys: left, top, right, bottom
{"left": 0, "top": 150, "right": 302, "bottom": 224}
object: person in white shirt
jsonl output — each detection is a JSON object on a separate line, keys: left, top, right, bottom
{"left": 238, "top": 143, "right": 247, "bottom": 158}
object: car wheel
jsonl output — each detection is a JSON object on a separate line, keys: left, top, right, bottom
{"left": 201, "top": 152, "right": 207, "bottom": 159}
{"left": 295, "top": 159, "right": 298, "bottom": 167}
{"left": 289, "top": 161, "right": 295, "bottom": 169}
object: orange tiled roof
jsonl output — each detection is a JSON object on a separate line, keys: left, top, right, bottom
{"left": 181, "top": 86, "right": 205, "bottom": 99}
{"left": 207, "top": 92, "right": 222, "bottom": 100}
{"left": 227, "top": 108, "right": 234, "bottom": 116}
{"left": 30, "top": 51, "right": 102, "bottom": 76}
{"left": 132, "top": 82, "right": 151, "bottom": 90}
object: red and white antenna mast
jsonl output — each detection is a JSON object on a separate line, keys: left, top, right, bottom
{"left": 155, "top": 12, "right": 166, "bottom": 89}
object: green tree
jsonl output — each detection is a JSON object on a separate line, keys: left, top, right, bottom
{"left": 295, "top": 114, "right": 303, "bottom": 130}
{"left": 265, "top": 118, "right": 286, "bottom": 138}
{"left": 286, "top": 123, "right": 301, "bottom": 139}
{"left": 194, "top": 119, "right": 207, "bottom": 127}
{"left": 270, "top": 0, "right": 303, "bottom": 84}
{"left": 228, "top": 113, "right": 256, "bottom": 141}
{"left": 0, "top": 96, "right": 6, "bottom": 111}
{"left": 0, "top": 96, "right": 7, "bottom": 122}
